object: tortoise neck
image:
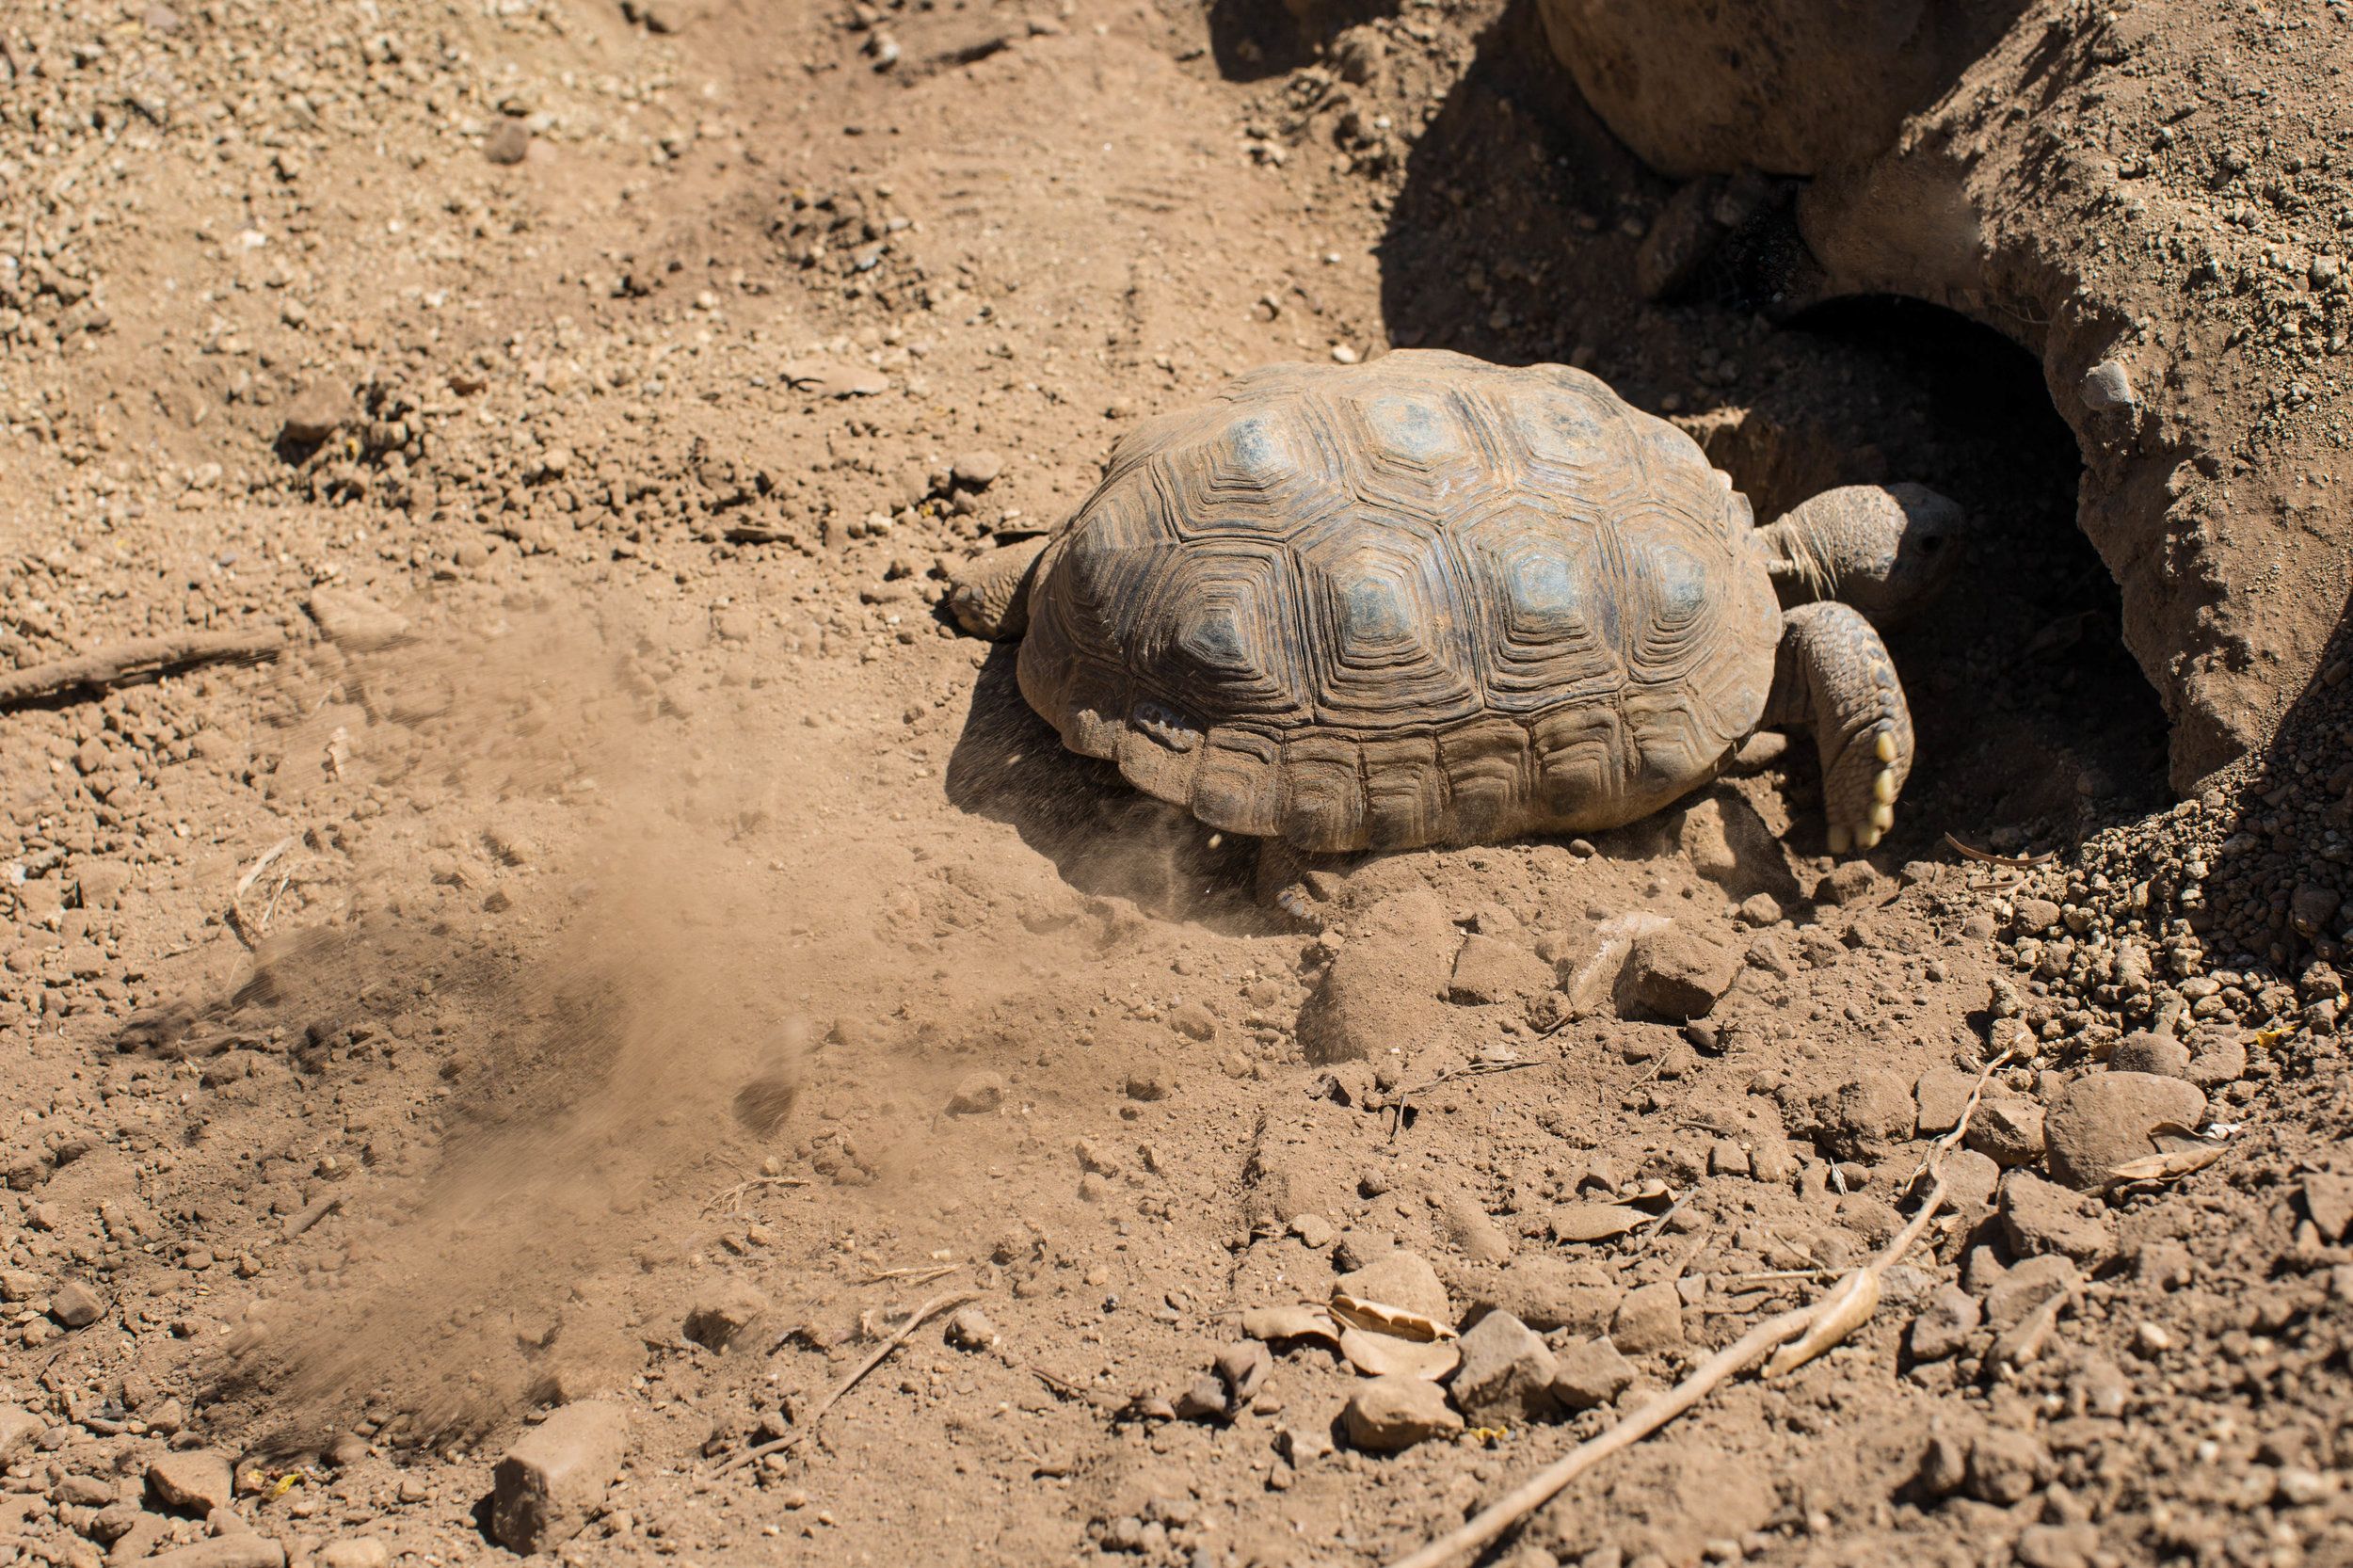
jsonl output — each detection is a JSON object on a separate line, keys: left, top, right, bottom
{"left": 1756, "top": 518, "right": 1837, "bottom": 606}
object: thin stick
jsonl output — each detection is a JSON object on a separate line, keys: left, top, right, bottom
{"left": 1386, "top": 1050, "right": 2016, "bottom": 1568}
{"left": 715, "top": 1290, "right": 975, "bottom": 1476}
{"left": 1943, "top": 832, "right": 2057, "bottom": 869}
{"left": 0, "top": 632, "right": 282, "bottom": 709}
{"left": 700, "top": 1175, "right": 810, "bottom": 1215}
{"left": 860, "top": 1263, "right": 960, "bottom": 1287}
{"left": 1387, "top": 1061, "right": 1542, "bottom": 1138}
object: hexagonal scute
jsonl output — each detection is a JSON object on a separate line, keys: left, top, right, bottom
{"left": 1486, "top": 381, "right": 1640, "bottom": 504}
{"left": 1450, "top": 502, "right": 1625, "bottom": 714}
{"left": 1154, "top": 401, "right": 1353, "bottom": 542}
{"left": 1128, "top": 541, "right": 1314, "bottom": 726}
{"left": 1293, "top": 522, "right": 1483, "bottom": 728}
{"left": 1620, "top": 529, "right": 1723, "bottom": 684}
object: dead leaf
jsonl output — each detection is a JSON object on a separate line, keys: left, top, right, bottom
{"left": 1241, "top": 1304, "right": 1341, "bottom": 1349}
{"left": 2106, "top": 1144, "right": 2226, "bottom": 1184}
{"left": 1328, "top": 1291, "right": 1457, "bottom": 1342}
{"left": 1550, "top": 1203, "right": 1644, "bottom": 1243}
{"left": 1338, "top": 1327, "right": 1459, "bottom": 1381}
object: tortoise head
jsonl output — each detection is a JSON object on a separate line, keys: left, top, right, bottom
{"left": 1760, "top": 482, "right": 1968, "bottom": 629}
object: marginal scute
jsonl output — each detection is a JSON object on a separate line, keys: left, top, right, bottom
{"left": 1439, "top": 718, "right": 1533, "bottom": 842}
{"left": 1193, "top": 728, "right": 1284, "bottom": 837}
{"left": 1281, "top": 732, "right": 1369, "bottom": 852}
{"left": 1360, "top": 733, "right": 1449, "bottom": 845}
{"left": 1019, "top": 348, "right": 1781, "bottom": 847}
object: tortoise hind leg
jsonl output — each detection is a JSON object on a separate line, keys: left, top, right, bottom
{"left": 948, "top": 536, "right": 1051, "bottom": 638}
{"left": 1763, "top": 601, "right": 1914, "bottom": 854}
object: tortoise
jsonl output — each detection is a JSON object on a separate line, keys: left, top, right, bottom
{"left": 950, "top": 350, "right": 1961, "bottom": 877}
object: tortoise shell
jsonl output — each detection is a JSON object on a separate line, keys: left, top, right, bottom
{"left": 1016, "top": 349, "right": 1783, "bottom": 852}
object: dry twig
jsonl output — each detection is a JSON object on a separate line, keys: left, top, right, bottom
{"left": 0, "top": 631, "right": 282, "bottom": 709}
{"left": 1385, "top": 1051, "right": 2016, "bottom": 1568}
{"left": 1387, "top": 1060, "right": 1542, "bottom": 1138}
{"left": 700, "top": 1175, "right": 810, "bottom": 1215}
{"left": 1943, "top": 832, "right": 2057, "bottom": 869}
{"left": 860, "top": 1263, "right": 961, "bottom": 1287}
{"left": 715, "top": 1290, "right": 975, "bottom": 1476}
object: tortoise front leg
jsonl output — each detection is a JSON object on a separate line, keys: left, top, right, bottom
{"left": 1763, "top": 601, "right": 1914, "bottom": 855}
{"left": 947, "top": 535, "right": 1052, "bottom": 638}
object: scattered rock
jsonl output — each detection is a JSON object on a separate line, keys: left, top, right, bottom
{"left": 1435, "top": 1190, "right": 1513, "bottom": 1264}
{"left": 1907, "top": 1285, "right": 1979, "bottom": 1362}
{"left": 1963, "top": 1097, "right": 2046, "bottom": 1169}
{"left": 682, "top": 1284, "right": 769, "bottom": 1351}
{"left": 485, "top": 121, "right": 531, "bottom": 166}
{"left": 2012, "top": 897, "right": 2062, "bottom": 935}
{"left": 1913, "top": 1067, "right": 1977, "bottom": 1135}
{"left": 49, "top": 1279, "right": 104, "bottom": 1328}
{"left": 1816, "top": 1072, "right": 1913, "bottom": 1159}
{"left": 2108, "top": 1031, "right": 2191, "bottom": 1078}
{"left": 1334, "top": 1250, "right": 1451, "bottom": 1325}
{"left": 0, "top": 1405, "right": 40, "bottom": 1463}
{"left": 1477, "top": 1256, "right": 1622, "bottom": 1334}
{"left": 1547, "top": 1336, "right": 1636, "bottom": 1411}
{"left": 1815, "top": 859, "right": 1881, "bottom": 905}
{"left": 1983, "top": 1254, "right": 2079, "bottom": 1330}
{"left": 1963, "top": 1428, "right": 2054, "bottom": 1505}
{"left": 1123, "top": 1070, "right": 1174, "bottom": 1102}
{"left": 1999, "top": 1171, "right": 2114, "bottom": 1264}
{"left": 2042, "top": 1072, "right": 2207, "bottom": 1189}
{"left": 946, "top": 1306, "right": 997, "bottom": 1351}
{"left": 1609, "top": 1280, "right": 1684, "bottom": 1355}
{"left": 2185, "top": 1027, "right": 2249, "bottom": 1089}
{"left": 305, "top": 587, "right": 409, "bottom": 652}
{"left": 1939, "top": 1147, "right": 2002, "bottom": 1215}
{"left": 1341, "top": 1374, "right": 1463, "bottom": 1452}
{"left": 2079, "top": 359, "right": 2137, "bottom": 411}
{"left": 1447, "top": 1310, "right": 1556, "bottom": 1424}
{"left": 142, "top": 1542, "right": 286, "bottom": 1568}
{"left": 951, "top": 451, "right": 1004, "bottom": 489}
{"left": 1165, "top": 1000, "right": 1217, "bottom": 1042}
{"left": 314, "top": 1542, "right": 392, "bottom": 1568}
{"left": 946, "top": 1072, "right": 1005, "bottom": 1115}
{"left": 2303, "top": 1174, "right": 2353, "bottom": 1242}
{"left": 146, "top": 1450, "right": 235, "bottom": 1515}
{"left": 279, "top": 383, "right": 352, "bottom": 444}
{"left": 1448, "top": 934, "right": 1554, "bottom": 1004}
{"left": 491, "top": 1401, "right": 630, "bottom": 1554}
{"left": 1289, "top": 1212, "right": 1335, "bottom": 1248}
{"left": 1619, "top": 927, "right": 1737, "bottom": 1020}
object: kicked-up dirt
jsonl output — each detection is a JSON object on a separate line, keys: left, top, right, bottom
{"left": 1, "top": 3, "right": 2349, "bottom": 1568}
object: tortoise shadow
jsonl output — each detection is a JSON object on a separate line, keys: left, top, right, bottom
{"left": 943, "top": 643, "right": 1275, "bottom": 933}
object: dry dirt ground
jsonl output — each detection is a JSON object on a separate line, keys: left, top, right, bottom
{"left": 3, "top": 3, "right": 2351, "bottom": 1568}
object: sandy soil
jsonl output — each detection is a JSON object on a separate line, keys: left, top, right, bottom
{"left": 2, "top": 3, "right": 2349, "bottom": 1568}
